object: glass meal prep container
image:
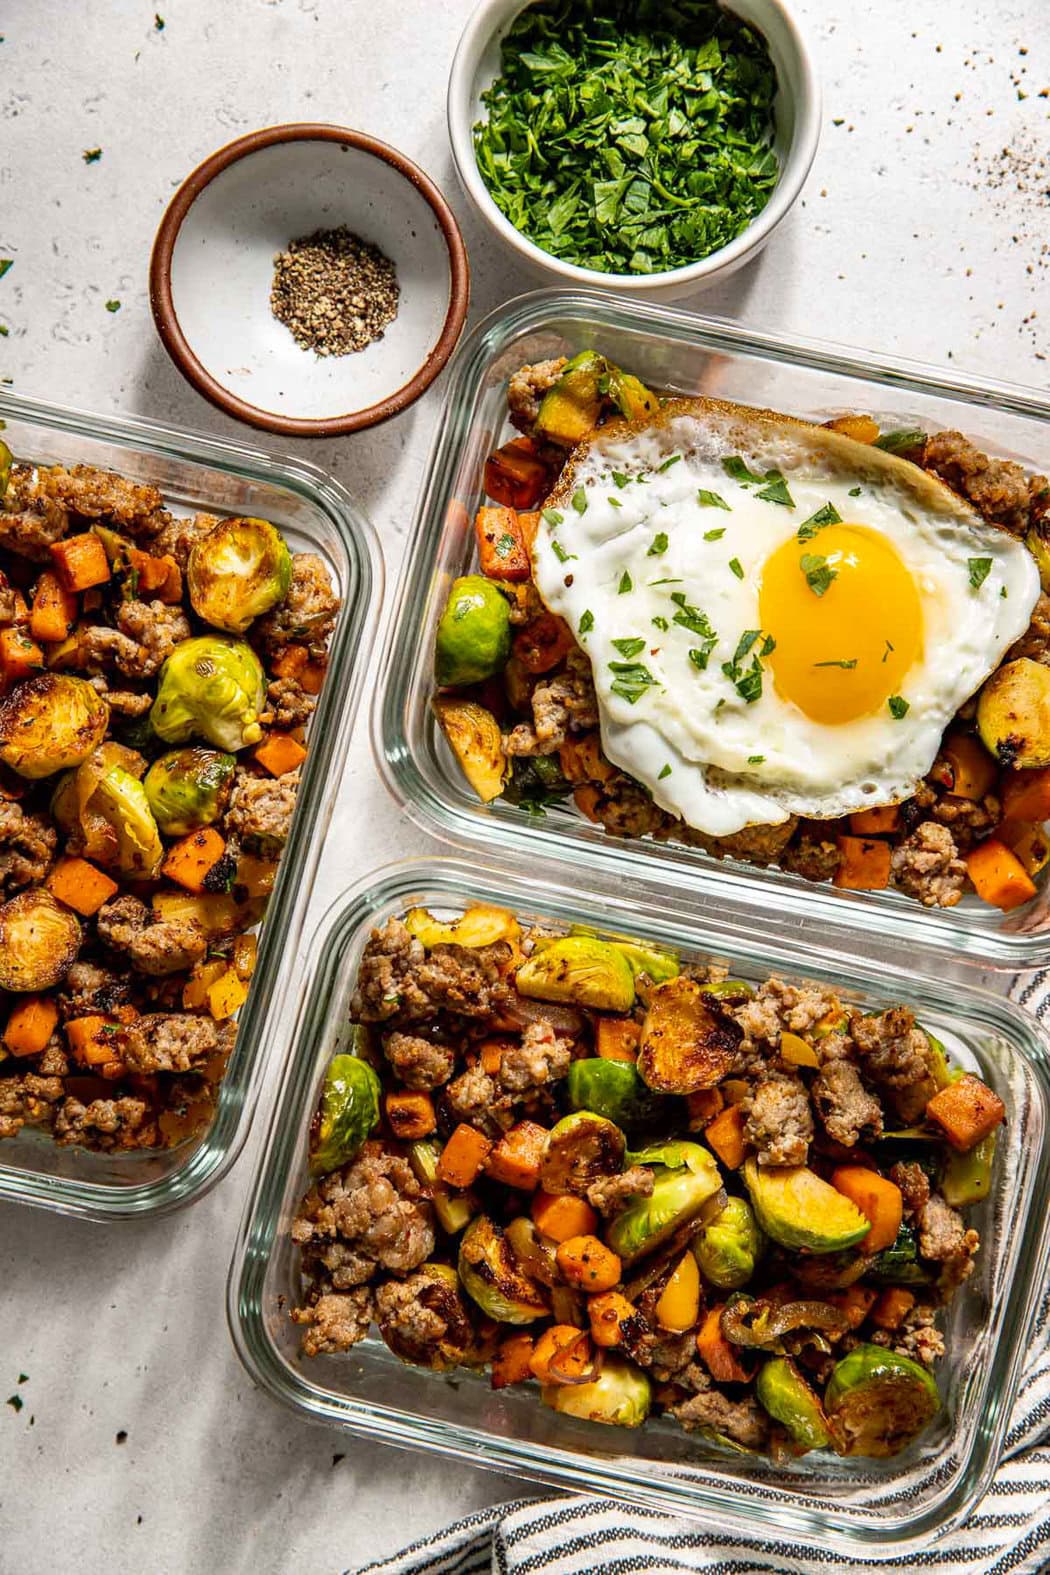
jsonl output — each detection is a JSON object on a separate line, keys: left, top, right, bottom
{"left": 375, "top": 288, "right": 1050, "bottom": 973}
{"left": 0, "top": 388, "right": 380, "bottom": 1221}
{"left": 229, "top": 855, "right": 1050, "bottom": 1558}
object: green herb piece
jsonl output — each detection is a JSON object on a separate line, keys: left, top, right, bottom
{"left": 608, "top": 495, "right": 623, "bottom": 508}
{"left": 723, "top": 455, "right": 763, "bottom": 485}
{"left": 725, "top": 658, "right": 763, "bottom": 704}
{"left": 6, "top": 1395, "right": 22, "bottom": 1412}
{"left": 609, "top": 660, "right": 656, "bottom": 704}
{"left": 760, "top": 633, "right": 776, "bottom": 656}
{"left": 848, "top": 486, "right": 862, "bottom": 497}
{"left": 703, "top": 527, "right": 727, "bottom": 542}
{"left": 647, "top": 532, "right": 669, "bottom": 557}
{"left": 551, "top": 540, "right": 576, "bottom": 564}
{"left": 579, "top": 610, "right": 594, "bottom": 634}
{"left": 473, "top": 5, "right": 778, "bottom": 276}
{"left": 611, "top": 471, "right": 629, "bottom": 488}
{"left": 888, "top": 694, "right": 910, "bottom": 719}
{"left": 1001, "top": 586, "right": 1008, "bottom": 598}
{"left": 755, "top": 475, "right": 795, "bottom": 508}
{"left": 875, "top": 428, "right": 926, "bottom": 453}
{"left": 0, "top": 260, "right": 12, "bottom": 281}
{"left": 797, "top": 501, "right": 842, "bottom": 541}
{"left": 658, "top": 763, "right": 672, "bottom": 780}
{"left": 732, "top": 629, "right": 762, "bottom": 664}
{"left": 542, "top": 507, "right": 563, "bottom": 527}
{"left": 814, "top": 658, "right": 858, "bottom": 669}
{"left": 800, "top": 552, "right": 836, "bottom": 597}
{"left": 83, "top": 147, "right": 102, "bottom": 163}
{"left": 155, "top": 12, "right": 165, "bottom": 28}
{"left": 648, "top": 577, "right": 682, "bottom": 585}
{"left": 0, "top": 326, "right": 8, "bottom": 338}
{"left": 571, "top": 487, "right": 588, "bottom": 515}
{"left": 651, "top": 615, "right": 669, "bottom": 631}
{"left": 657, "top": 454, "right": 682, "bottom": 473}
{"left": 968, "top": 556, "right": 993, "bottom": 590}
{"left": 698, "top": 492, "right": 731, "bottom": 512}
{"left": 612, "top": 636, "right": 646, "bottom": 659}
{"left": 883, "top": 639, "right": 894, "bottom": 663}
{"left": 105, "top": 299, "right": 121, "bottom": 313}
{"left": 748, "top": 755, "right": 765, "bottom": 764}
{"left": 617, "top": 570, "right": 633, "bottom": 595}
{"left": 688, "top": 647, "right": 711, "bottom": 672}
{"left": 728, "top": 557, "right": 744, "bottom": 580}
{"left": 494, "top": 533, "right": 517, "bottom": 561}
{"left": 17, "top": 1374, "right": 27, "bottom": 1384}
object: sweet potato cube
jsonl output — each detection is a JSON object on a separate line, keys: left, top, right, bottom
{"left": 49, "top": 532, "right": 111, "bottom": 592}
{"left": 925, "top": 1074, "right": 1005, "bottom": 1151}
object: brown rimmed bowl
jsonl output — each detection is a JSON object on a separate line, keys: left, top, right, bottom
{"left": 149, "top": 124, "right": 470, "bottom": 437}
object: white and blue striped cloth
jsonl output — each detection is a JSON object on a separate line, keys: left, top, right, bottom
{"left": 360, "top": 972, "right": 1050, "bottom": 1575}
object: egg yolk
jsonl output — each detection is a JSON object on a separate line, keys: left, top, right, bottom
{"left": 758, "top": 524, "right": 923, "bottom": 725}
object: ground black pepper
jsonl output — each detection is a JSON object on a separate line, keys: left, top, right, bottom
{"left": 270, "top": 225, "right": 400, "bottom": 357}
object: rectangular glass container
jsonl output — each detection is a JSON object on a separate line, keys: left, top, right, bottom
{"left": 229, "top": 855, "right": 1050, "bottom": 1558}
{"left": 0, "top": 388, "right": 381, "bottom": 1221}
{"left": 374, "top": 289, "right": 1050, "bottom": 972}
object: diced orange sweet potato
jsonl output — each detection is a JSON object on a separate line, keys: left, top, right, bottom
{"left": 870, "top": 1288, "right": 916, "bottom": 1331}
{"left": 696, "top": 1304, "right": 751, "bottom": 1384}
{"left": 384, "top": 1090, "right": 436, "bottom": 1141}
{"left": 161, "top": 828, "right": 227, "bottom": 894}
{"left": 254, "top": 733, "right": 307, "bottom": 777}
{"left": 513, "top": 612, "right": 574, "bottom": 674}
{"left": 478, "top": 1037, "right": 508, "bottom": 1076}
{"left": 3, "top": 995, "right": 59, "bottom": 1056}
{"left": 573, "top": 784, "right": 602, "bottom": 823}
{"left": 49, "top": 532, "right": 111, "bottom": 592}
{"left": 485, "top": 1119, "right": 549, "bottom": 1190}
{"left": 588, "top": 1290, "right": 636, "bottom": 1349}
{"left": 65, "top": 1015, "right": 120, "bottom": 1068}
{"left": 475, "top": 505, "right": 531, "bottom": 582}
{"left": 829, "top": 1166, "right": 903, "bottom": 1253}
{"left": 941, "top": 732, "right": 997, "bottom": 800}
{"left": 491, "top": 1333, "right": 536, "bottom": 1390}
{"left": 834, "top": 835, "right": 892, "bottom": 890}
{"left": 1001, "top": 765, "right": 1050, "bottom": 824}
{"left": 0, "top": 627, "right": 43, "bottom": 688}
{"left": 484, "top": 436, "right": 550, "bottom": 511}
{"left": 47, "top": 856, "right": 120, "bottom": 916}
{"left": 29, "top": 572, "right": 78, "bottom": 643}
{"left": 595, "top": 1017, "right": 640, "bottom": 1063}
{"left": 686, "top": 1088, "right": 724, "bottom": 1129}
{"left": 558, "top": 731, "right": 617, "bottom": 786}
{"left": 125, "top": 546, "right": 181, "bottom": 603}
{"left": 529, "top": 1325, "right": 593, "bottom": 1385}
{"left": 299, "top": 660, "right": 326, "bottom": 694}
{"left": 925, "top": 1073, "right": 1006, "bottom": 1151}
{"left": 826, "top": 1285, "right": 878, "bottom": 1331}
{"left": 848, "top": 805, "right": 900, "bottom": 835}
{"left": 823, "top": 413, "right": 880, "bottom": 444}
{"left": 704, "top": 1103, "right": 747, "bottom": 1169}
{"left": 997, "top": 819, "right": 1050, "bottom": 877}
{"left": 437, "top": 1123, "right": 492, "bottom": 1188}
{"left": 518, "top": 511, "right": 541, "bottom": 551}
{"left": 555, "top": 1234, "right": 622, "bottom": 1293}
{"left": 531, "top": 1189, "right": 598, "bottom": 1243}
{"left": 966, "top": 838, "right": 1037, "bottom": 911}
{"left": 270, "top": 643, "right": 309, "bottom": 681}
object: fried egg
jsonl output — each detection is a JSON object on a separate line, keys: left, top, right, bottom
{"left": 532, "top": 398, "right": 1040, "bottom": 836}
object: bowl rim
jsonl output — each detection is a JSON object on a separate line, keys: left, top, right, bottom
{"left": 149, "top": 122, "right": 471, "bottom": 437}
{"left": 447, "top": 0, "right": 822, "bottom": 290}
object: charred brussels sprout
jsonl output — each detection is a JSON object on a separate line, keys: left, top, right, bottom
{"left": 743, "top": 1160, "right": 871, "bottom": 1254}
{"left": 539, "top": 1110, "right": 626, "bottom": 1195}
{"left": 868, "top": 1222, "right": 930, "bottom": 1286}
{"left": 51, "top": 744, "right": 163, "bottom": 878}
{"left": 541, "top": 1358, "right": 652, "bottom": 1428}
{"left": 609, "top": 939, "right": 679, "bottom": 986}
{"left": 434, "top": 575, "right": 512, "bottom": 687}
{"left": 376, "top": 1265, "right": 475, "bottom": 1370}
{"left": 535, "top": 351, "right": 606, "bottom": 445}
{"left": 150, "top": 636, "right": 265, "bottom": 752}
{"left": 187, "top": 516, "right": 292, "bottom": 634}
{"left": 941, "top": 1132, "right": 995, "bottom": 1207}
{"left": 308, "top": 1054, "right": 381, "bottom": 1175}
{"left": 432, "top": 696, "right": 508, "bottom": 803}
{"left": 824, "top": 1344, "right": 940, "bottom": 1458}
{"left": 143, "top": 748, "right": 237, "bottom": 836}
{"left": 756, "top": 1357, "right": 832, "bottom": 1452}
{"left": 976, "top": 658, "right": 1050, "bottom": 768}
{"left": 88, "top": 762, "right": 163, "bottom": 878}
{"left": 404, "top": 903, "right": 520, "bottom": 950}
{"left": 0, "top": 674, "right": 108, "bottom": 779}
{"left": 694, "top": 1196, "right": 763, "bottom": 1289}
{"left": 0, "top": 890, "right": 81, "bottom": 991}
{"left": 516, "top": 936, "right": 635, "bottom": 1013}
{"left": 458, "top": 1215, "right": 550, "bottom": 1324}
{"left": 567, "top": 1058, "right": 668, "bottom": 1132}
{"left": 637, "top": 977, "right": 743, "bottom": 1094}
{"left": 606, "top": 1142, "right": 722, "bottom": 1265}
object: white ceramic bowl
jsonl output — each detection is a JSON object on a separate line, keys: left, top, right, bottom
{"left": 448, "top": 0, "right": 820, "bottom": 301}
{"left": 150, "top": 125, "right": 470, "bottom": 437}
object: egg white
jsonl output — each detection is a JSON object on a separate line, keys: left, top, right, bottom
{"left": 533, "top": 403, "right": 1040, "bottom": 836}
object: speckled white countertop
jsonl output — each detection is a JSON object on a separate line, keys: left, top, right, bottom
{"left": 0, "top": 2, "right": 1047, "bottom": 1570}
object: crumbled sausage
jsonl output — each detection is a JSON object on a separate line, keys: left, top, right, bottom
{"left": 112, "top": 1013, "right": 230, "bottom": 1074}
{"left": 0, "top": 1070, "right": 65, "bottom": 1138}
{"left": 592, "top": 778, "right": 672, "bottom": 839}
{"left": 870, "top": 1301, "right": 945, "bottom": 1367}
{"left": 890, "top": 821, "right": 967, "bottom": 908}
{"left": 0, "top": 464, "right": 73, "bottom": 560}
{"left": 921, "top": 430, "right": 1045, "bottom": 536}
{"left": 745, "top": 1071, "right": 813, "bottom": 1165}
{"left": 292, "top": 1287, "right": 374, "bottom": 1356}
{"left": 918, "top": 1191, "right": 979, "bottom": 1297}
{"left": 671, "top": 1388, "right": 771, "bottom": 1449}
{"left": 504, "top": 652, "right": 599, "bottom": 756}
{"left": 382, "top": 1031, "right": 456, "bottom": 1091}
{"left": 0, "top": 800, "right": 56, "bottom": 890}
{"left": 52, "top": 1093, "right": 158, "bottom": 1150}
{"left": 930, "top": 791, "right": 1000, "bottom": 852}
{"left": 96, "top": 894, "right": 208, "bottom": 976}
{"left": 781, "top": 827, "right": 842, "bottom": 883}
{"left": 507, "top": 357, "right": 567, "bottom": 433}
{"left": 351, "top": 917, "right": 508, "bottom": 1026}
{"left": 149, "top": 511, "right": 218, "bottom": 568}
{"left": 445, "top": 1064, "right": 515, "bottom": 1137}
{"left": 291, "top": 1140, "right": 435, "bottom": 1283}
{"left": 586, "top": 1165, "right": 654, "bottom": 1216}
{"left": 264, "top": 674, "right": 316, "bottom": 729}
{"left": 733, "top": 978, "right": 841, "bottom": 1047}
{"left": 254, "top": 552, "right": 339, "bottom": 659}
{"left": 1007, "top": 591, "right": 1050, "bottom": 665}
{"left": 811, "top": 1059, "right": 883, "bottom": 1147}
{"left": 498, "top": 1019, "right": 572, "bottom": 1095}
{"left": 851, "top": 1007, "right": 937, "bottom": 1125}
{"left": 78, "top": 599, "right": 192, "bottom": 679}
{"left": 224, "top": 767, "right": 299, "bottom": 854}
{"left": 681, "top": 816, "right": 798, "bottom": 867}
{"left": 57, "top": 960, "right": 136, "bottom": 1020}
{"left": 889, "top": 1160, "right": 931, "bottom": 1220}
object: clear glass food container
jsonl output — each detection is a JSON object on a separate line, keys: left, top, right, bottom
{"left": 229, "top": 855, "right": 1050, "bottom": 1558}
{"left": 374, "top": 289, "right": 1050, "bottom": 972}
{"left": 0, "top": 389, "right": 381, "bottom": 1221}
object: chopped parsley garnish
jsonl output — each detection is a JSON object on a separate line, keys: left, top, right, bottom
{"left": 652, "top": 615, "right": 669, "bottom": 631}
{"left": 648, "top": 577, "right": 682, "bottom": 585}
{"left": 155, "top": 11, "right": 165, "bottom": 27}
{"left": 647, "top": 532, "right": 669, "bottom": 557}
{"left": 888, "top": 694, "right": 910, "bottom": 719}
{"left": 728, "top": 557, "right": 744, "bottom": 579}
{"left": 495, "top": 532, "right": 516, "bottom": 559}
{"left": 968, "top": 556, "right": 993, "bottom": 590}
{"left": 703, "top": 529, "right": 727, "bottom": 544}
{"left": 671, "top": 592, "right": 717, "bottom": 643}
{"left": 731, "top": 629, "right": 762, "bottom": 663}
{"left": 609, "top": 660, "right": 656, "bottom": 704}
{"left": 105, "top": 299, "right": 121, "bottom": 313}
{"left": 1001, "top": 586, "right": 1009, "bottom": 598}
{"left": 83, "top": 147, "right": 103, "bottom": 163}
{"left": 658, "top": 763, "right": 672, "bottom": 779}
{"left": 657, "top": 454, "right": 682, "bottom": 473}
{"left": 755, "top": 475, "right": 795, "bottom": 508}
{"left": 883, "top": 639, "right": 894, "bottom": 663}
{"left": 571, "top": 487, "right": 588, "bottom": 515}
{"left": 611, "top": 471, "right": 629, "bottom": 488}
{"left": 551, "top": 540, "right": 576, "bottom": 564}
{"left": 875, "top": 428, "right": 926, "bottom": 454}
{"left": 0, "top": 260, "right": 12, "bottom": 281}
{"left": 579, "top": 610, "right": 594, "bottom": 634}
{"left": 617, "top": 570, "right": 632, "bottom": 594}
{"left": 797, "top": 501, "right": 842, "bottom": 541}
{"left": 6, "top": 1394, "right": 23, "bottom": 1413}
{"left": 848, "top": 486, "right": 862, "bottom": 497}
{"left": 608, "top": 495, "right": 623, "bottom": 508}
{"left": 612, "top": 636, "right": 647, "bottom": 658}
{"left": 800, "top": 552, "right": 836, "bottom": 597}
{"left": 698, "top": 490, "right": 731, "bottom": 512}
{"left": 542, "top": 508, "right": 563, "bottom": 527}
{"left": 722, "top": 455, "right": 764, "bottom": 485}
{"left": 688, "top": 646, "right": 716, "bottom": 672}
{"left": 0, "top": 326, "right": 8, "bottom": 338}
{"left": 814, "top": 658, "right": 857, "bottom": 669}
{"left": 748, "top": 754, "right": 765, "bottom": 764}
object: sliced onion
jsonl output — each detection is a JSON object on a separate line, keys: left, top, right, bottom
{"left": 550, "top": 1285, "right": 587, "bottom": 1328}
{"left": 721, "top": 1298, "right": 848, "bottom": 1349}
{"left": 505, "top": 1216, "right": 560, "bottom": 1289}
{"left": 547, "top": 1330, "right": 603, "bottom": 1386}
{"left": 501, "top": 992, "right": 584, "bottom": 1036}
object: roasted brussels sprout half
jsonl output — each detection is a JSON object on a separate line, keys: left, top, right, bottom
{"left": 604, "top": 365, "right": 658, "bottom": 423}
{"left": 0, "top": 674, "right": 109, "bottom": 780}
{"left": 824, "top": 1344, "right": 940, "bottom": 1458}
{"left": 566, "top": 1058, "right": 668, "bottom": 1132}
{"left": 308, "top": 1053, "right": 381, "bottom": 1175}
{"left": 743, "top": 1160, "right": 871, "bottom": 1254}
{"left": 756, "top": 1357, "right": 832, "bottom": 1452}
{"left": 404, "top": 903, "right": 520, "bottom": 950}
{"left": 541, "top": 1357, "right": 652, "bottom": 1428}
{"left": 187, "top": 516, "right": 292, "bottom": 634}
{"left": 143, "top": 748, "right": 237, "bottom": 836}
{"left": 868, "top": 1222, "right": 930, "bottom": 1285}
{"left": 535, "top": 351, "right": 606, "bottom": 445}
{"left": 609, "top": 939, "right": 680, "bottom": 986}
{"left": 52, "top": 744, "right": 164, "bottom": 878}
{"left": 376, "top": 1265, "right": 475, "bottom": 1371}
{"left": 694, "top": 1196, "right": 763, "bottom": 1289}
{"left": 516, "top": 937, "right": 635, "bottom": 1013}
{"left": 0, "top": 889, "right": 81, "bottom": 992}
{"left": 0, "top": 437, "right": 11, "bottom": 496}
{"left": 434, "top": 575, "right": 512, "bottom": 687}
{"left": 150, "top": 636, "right": 265, "bottom": 752}
{"left": 606, "top": 1142, "right": 722, "bottom": 1265}
{"left": 432, "top": 696, "right": 508, "bottom": 803}
{"left": 408, "top": 1140, "right": 478, "bottom": 1235}
{"left": 539, "top": 1111, "right": 626, "bottom": 1195}
{"left": 941, "top": 1131, "right": 995, "bottom": 1207}
{"left": 637, "top": 977, "right": 742, "bottom": 1094}
{"left": 976, "top": 658, "right": 1050, "bottom": 768}
{"left": 457, "top": 1215, "right": 550, "bottom": 1324}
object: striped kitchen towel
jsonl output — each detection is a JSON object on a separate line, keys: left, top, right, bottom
{"left": 359, "top": 970, "right": 1050, "bottom": 1575}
